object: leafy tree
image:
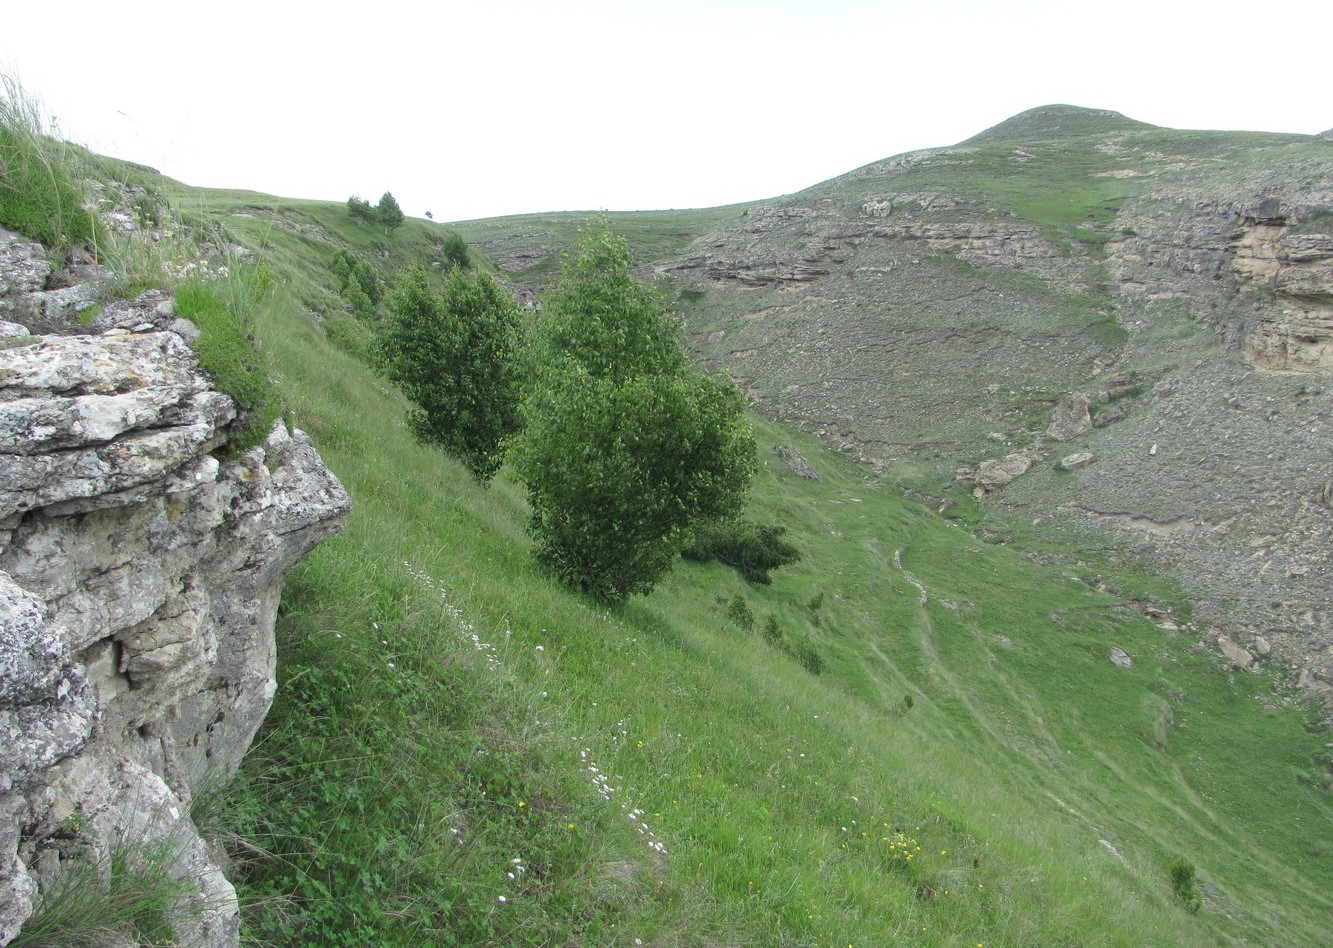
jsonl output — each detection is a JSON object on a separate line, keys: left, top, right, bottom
{"left": 510, "top": 228, "right": 757, "bottom": 603}
{"left": 379, "top": 267, "right": 524, "bottom": 482}
{"left": 346, "top": 195, "right": 375, "bottom": 222}
{"left": 329, "top": 249, "right": 382, "bottom": 319}
{"left": 442, "top": 232, "right": 470, "bottom": 270}
{"left": 375, "top": 191, "right": 404, "bottom": 229}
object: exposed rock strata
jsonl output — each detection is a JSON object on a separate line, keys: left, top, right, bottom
{"left": 650, "top": 116, "right": 1332, "bottom": 706}
{"left": 0, "top": 230, "right": 349, "bottom": 946}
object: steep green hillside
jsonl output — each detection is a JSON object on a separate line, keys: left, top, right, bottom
{"left": 140, "top": 183, "right": 1333, "bottom": 945}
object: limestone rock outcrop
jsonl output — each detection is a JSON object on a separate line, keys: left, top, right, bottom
{"left": 972, "top": 454, "right": 1032, "bottom": 495}
{"left": 1231, "top": 206, "right": 1333, "bottom": 372}
{"left": 0, "top": 230, "right": 349, "bottom": 945}
{"left": 1047, "top": 394, "right": 1093, "bottom": 441}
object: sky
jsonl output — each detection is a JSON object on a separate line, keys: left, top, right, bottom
{"left": 3, "top": 0, "right": 1330, "bottom": 223}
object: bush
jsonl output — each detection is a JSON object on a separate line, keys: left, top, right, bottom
{"left": 725, "top": 594, "right": 755, "bottom": 631}
{"left": 346, "top": 195, "right": 375, "bottom": 222}
{"left": 681, "top": 519, "right": 801, "bottom": 584}
{"left": 330, "top": 249, "right": 382, "bottom": 319}
{"left": 379, "top": 267, "right": 524, "bottom": 482}
{"left": 442, "top": 232, "right": 470, "bottom": 270}
{"left": 510, "top": 227, "right": 756, "bottom": 603}
{"left": 1168, "top": 857, "right": 1201, "bottom": 913}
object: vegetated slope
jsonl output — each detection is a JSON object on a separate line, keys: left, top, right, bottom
{"left": 475, "top": 105, "right": 1333, "bottom": 710}
{"left": 147, "top": 178, "right": 1332, "bottom": 944}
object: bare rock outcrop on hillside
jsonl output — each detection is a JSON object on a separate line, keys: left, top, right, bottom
{"left": 0, "top": 229, "right": 349, "bottom": 946}
{"left": 647, "top": 115, "right": 1333, "bottom": 706}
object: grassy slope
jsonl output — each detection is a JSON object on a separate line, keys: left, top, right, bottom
{"left": 156, "top": 184, "right": 1333, "bottom": 945}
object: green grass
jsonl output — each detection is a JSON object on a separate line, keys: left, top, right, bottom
{"left": 0, "top": 74, "right": 95, "bottom": 250}
{"left": 188, "top": 211, "right": 1332, "bottom": 944}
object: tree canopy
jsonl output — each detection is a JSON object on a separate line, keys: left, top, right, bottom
{"left": 379, "top": 267, "right": 524, "bottom": 482}
{"left": 511, "top": 228, "right": 756, "bottom": 602}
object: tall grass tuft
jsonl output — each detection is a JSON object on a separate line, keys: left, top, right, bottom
{"left": 174, "top": 262, "right": 280, "bottom": 453}
{"left": 0, "top": 74, "right": 94, "bottom": 250}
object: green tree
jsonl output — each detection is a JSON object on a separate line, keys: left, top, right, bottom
{"left": 511, "top": 228, "right": 756, "bottom": 603}
{"left": 442, "top": 232, "right": 470, "bottom": 270}
{"left": 346, "top": 195, "right": 374, "bottom": 222}
{"left": 375, "top": 191, "right": 404, "bottom": 229}
{"left": 379, "top": 267, "right": 523, "bottom": 482}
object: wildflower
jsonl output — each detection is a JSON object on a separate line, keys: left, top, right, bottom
{"left": 497, "top": 895, "right": 507, "bottom": 903}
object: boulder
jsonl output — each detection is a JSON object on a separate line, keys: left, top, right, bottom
{"left": 1110, "top": 646, "right": 1133, "bottom": 668}
{"left": 1047, "top": 393, "right": 1092, "bottom": 440}
{"left": 1217, "top": 635, "right": 1254, "bottom": 669}
{"left": 776, "top": 444, "right": 820, "bottom": 480}
{"left": 974, "top": 453, "right": 1032, "bottom": 493}
{"left": 1061, "top": 452, "right": 1096, "bottom": 471}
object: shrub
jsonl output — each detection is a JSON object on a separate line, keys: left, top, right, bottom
{"left": 681, "top": 519, "right": 801, "bottom": 584}
{"left": 724, "top": 593, "right": 755, "bottom": 631}
{"left": 762, "top": 614, "right": 782, "bottom": 645}
{"left": 1168, "top": 857, "right": 1201, "bottom": 913}
{"left": 346, "top": 195, "right": 375, "bottom": 222}
{"left": 330, "top": 249, "right": 382, "bottom": 319}
{"left": 784, "top": 634, "right": 824, "bottom": 675}
{"left": 442, "top": 231, "right": 470, "bottom": 270}
{"left": 510, "top": 227, "right": 756, "bottom": 603}
{"left": 379, "top": 267, "right": 524, "bottom": 482}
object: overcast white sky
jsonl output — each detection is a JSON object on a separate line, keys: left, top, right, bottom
{"left": 3, "top": 1, "right": 1329, "bottom": 222}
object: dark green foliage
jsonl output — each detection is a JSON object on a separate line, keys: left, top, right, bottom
{"left": 725, "top": 593, "right": 755, "bottom": 631}
{"left": 375, "top": 191, "right": 404, "bottom": 229}
{"left": 0, "top": 125, "right": 94, "bottom": 249}
{"left": 762, "top": 613, "right": 782, "bottom": 645}
{"left": 1169, "top": 857, "right": 1201, "bottom": 913}
{"left": 442, "top": 231, "right": 470, "bottom": 270}
{"left": 346, "top": 195, "right": 375, "bottom": 222}
{"left": 682, "top": 519, "right": 801, "bottom": 584}
{"left": 785, "top": 634, "right": 824, "bottom": 675}
{"left": 174, "top": 273, "right": 280, "bottom": 454}
{"left": 379, "top": 267, "right": 524, "bottom": 482}
{"left": 330, "top": 248, "right": 382, "bottom": 319}
{"left": 510, "top": 228, "right": 757, "bottom": 603}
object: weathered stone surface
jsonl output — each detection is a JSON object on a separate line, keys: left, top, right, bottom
{"left": 1061, "top": 452, "right": 1096, "bottom": 470}
{"left": 0, "top": 237, "right": 350, "bottom": 946}
{"left": 776, "top": 444, "right": 820, "bottom": 480}
{"left": 0, "top": 230, "right": 49, "bottom": 304}
{"left": 1047, "top": 393, "right": 1093, "bottom": 440}
{"left": 1110, "top": 646, "right": 1133, "bottom": 668}
{"left": 974, "top": 454, "right": 1032, "bottom": 493}
{"left": 1217, "top": 635, "right": 1255, "bottom": 669}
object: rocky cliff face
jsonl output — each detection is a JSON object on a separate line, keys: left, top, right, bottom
{"left": 0, "top": 229, "right": 350, "bottom": 945}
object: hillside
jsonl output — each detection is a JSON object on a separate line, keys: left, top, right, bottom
{"left": 463, "top": 105, "right": 1333, "bottom": 713}
{"left": 2, "top": 100, "right": 1331, "bottom": 946}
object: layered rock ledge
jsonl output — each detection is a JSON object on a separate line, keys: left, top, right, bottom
{"left": 0, "top": 232, "right": 349, "bottom": 945}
